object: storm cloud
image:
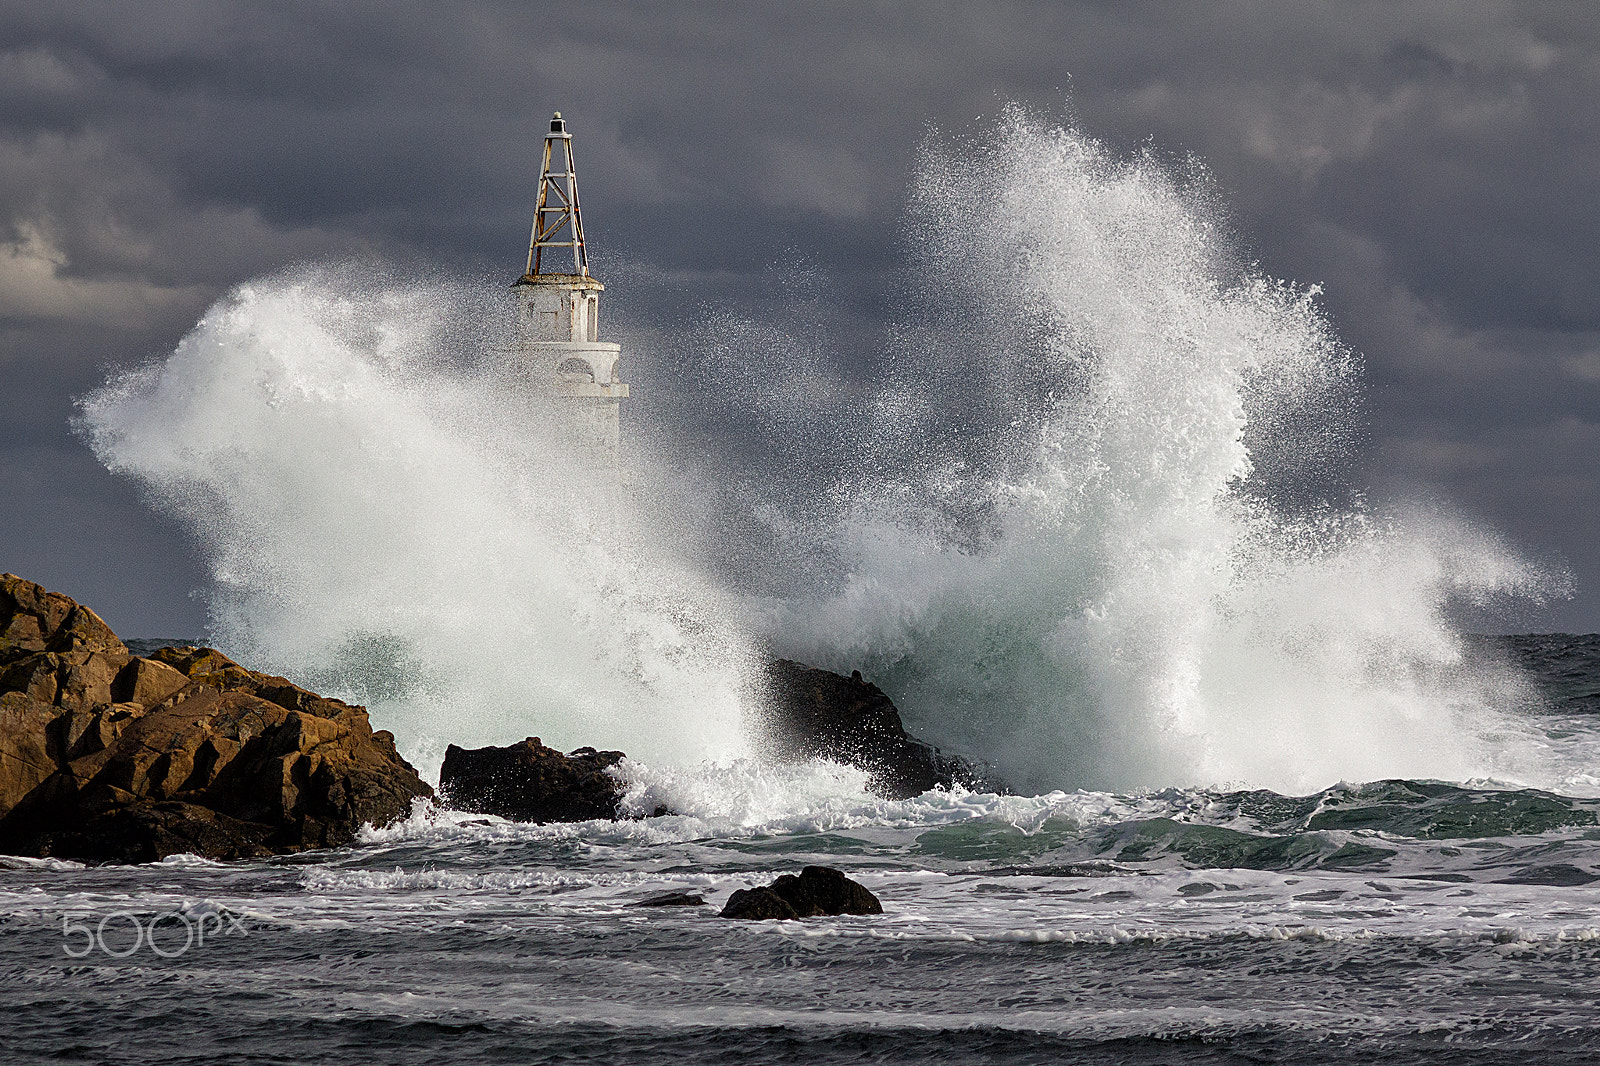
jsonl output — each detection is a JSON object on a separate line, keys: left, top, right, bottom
{"left": 2, "top": 1, "right": 1597, "bottom": 632}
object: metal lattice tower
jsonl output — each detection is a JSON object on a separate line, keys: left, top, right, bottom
{"left": 509, "top": 110, "right": 627, "bottom": 484}
{"left": 524, "top": 112, "right": 588, "bottom": 277}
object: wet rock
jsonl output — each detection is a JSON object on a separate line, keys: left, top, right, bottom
{"left": 719, "top": 886, "right": 799, "bottom": 920}
{"left": 439, "top": 737, "right": 627, "bottom": 822}
{"left": 47, "top": 800, "right": 278, "bottom": 864}
{"left": 630, "top": 891, "right": 707, "bottom": 907}
{"left": 720, "top": 865, "right": 884, "bottom": 920}
{"left": 438, "top": 659, "right": 996, "bottom": 824}
{"left": 0, "top": 573, "right": 432, "bottom": 863}
{"left": 760, "top": 659, "right": 991, "bottom": 799}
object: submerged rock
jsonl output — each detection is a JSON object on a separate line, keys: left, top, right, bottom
{"left": 630, "top": 891, "right": 707, "bottom": 908}
{"left": 438, "top": 737, "right": 629, "bottom": 822}
{"left": 760, "top": 658, "right": 990, "bottom": 799}
{"left": 720, "top": 865, "right": 883, "bottom": 920}
{"left": 0, "top": 574, "right": 432, "bottom": 863}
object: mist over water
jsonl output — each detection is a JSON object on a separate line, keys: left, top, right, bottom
{"left": 77, "top": 269, "right": 756, "bottom": 775}
{"left": 79, "top": 111, "right": 1566, "bottom": 797}
{"left": 763, "top": 111, "right": 1563, "bottom": 794}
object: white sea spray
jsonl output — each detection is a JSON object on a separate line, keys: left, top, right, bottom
{"left": 762, "top": 110, "right": 1563, "bottom": 794}
{"left": 77, "top": 112, "right": 1568, "bottom": 800}
{"left": 77, "top": 266, "right": 756, "bottom": 773}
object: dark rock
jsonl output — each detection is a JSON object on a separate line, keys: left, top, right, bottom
{"left": 0, "top": 574, "right": 432, "bottom": 863}
{"left": 439, "top": 737, "right": 627, "bottom": 822}
{"left": 438, "top": 657, "right": 994, "bottom": 822}
{"left": 630, "top": 891, "right": 707, "bottom": 907}
{"left": 760, "top": 658, "right": 992, "bottom": 799}
{"left": 45, "top": 800, "right": 277, "bottom": 864}
{"left": 767, "top": 864, "right": 885, "bottom": 916}
{"left": 720, "top": 886, "right": 799, "bottom": 920}
{"left": 720, "top": 865, "right": 883, "bottom": 920}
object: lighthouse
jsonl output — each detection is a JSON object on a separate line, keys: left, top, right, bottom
{"left": 512, "top": 112, "right": 628, "bottom": 471}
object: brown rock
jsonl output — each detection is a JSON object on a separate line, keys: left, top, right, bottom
{"left": 78, "top": 703, "right": 150, "bottom": 759}
{"left": 0, "top": 575, "right": 74, "bottom": 656}
{"left": 55, "top": 649, "right": 131, "bottom": 711}
{"left": 1, "top": 652, "right": 61, "bottom": 705}
{"left": 0, "top": 573, "right": 125, "bottom": 658}
{"left": 150, "top": 645, "right": 255, "bottom": 691}
{"left": 52, "top": 605, "right": 126, "bottom": 656}
{"left": 112, "top": 656, "right": 190, "bottom": 707}
{"left": 0, "top": 692, "right": 63, "bottom": 815}
{"left": 0, "top": 574, "right": 432, "bottom": 863}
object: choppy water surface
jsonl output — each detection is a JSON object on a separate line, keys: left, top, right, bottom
{"left": 5, "top": 639, "right": 1600, "bottom": 1064}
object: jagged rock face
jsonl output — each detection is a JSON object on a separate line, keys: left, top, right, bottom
{"left": 0, "top": 572, "right": 126, "bottom": 660}
{"left": 760, "top": 659, "right": 989, "bottom": 799}
{"left": 439, "top": 738, "right": 627, "bottom": 823}
{"left": 0, "top": 574, "right": 432, "bottom": 863}
{"left": 720, "top": 866, "right": 884, "bottom": 920}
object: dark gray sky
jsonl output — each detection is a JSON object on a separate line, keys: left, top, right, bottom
{"left": 2, "top": 1, "right": 1597, "bottom": 634}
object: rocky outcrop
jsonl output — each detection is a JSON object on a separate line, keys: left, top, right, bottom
{"left": 436, "top": 662, "right": 993, "bottom": 826}
{"left": 720, "top": 865, "right": 883, "bottom": 920}
{"left": 0, "top": 574, "right": 431, "bottom": 863}
{"left": 439, "top": 737, "right": 630, "bottom": 822}
{"left": 760, "top": 659, "right": 989, "bottom": 798}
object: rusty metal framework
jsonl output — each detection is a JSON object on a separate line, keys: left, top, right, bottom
{"left": 525, "top": 112, "right": 588, "bottom": 276}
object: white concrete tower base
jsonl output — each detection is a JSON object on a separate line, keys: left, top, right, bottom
{"left": 513, "top": 112, "right": 628, "bottom": 482}
{"left": 511, "top": 272, "right": 628, "bottom": 474}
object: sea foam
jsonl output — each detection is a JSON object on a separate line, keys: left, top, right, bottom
{"left": 78, "top": 110, "right": 1565, "bottom": 798}
{"left": 77, "top": 268, "right": 756, "bottom": 773}
{"left": 759, "top": 109, "right": 1563, "bottom": 794}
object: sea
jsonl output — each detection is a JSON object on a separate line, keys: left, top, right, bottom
{"left": 8, "top": 110, "right": 1600, "bottom": 1063}
{"left": 5, "top": 635, "right": 1600, "bottom": 1064}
